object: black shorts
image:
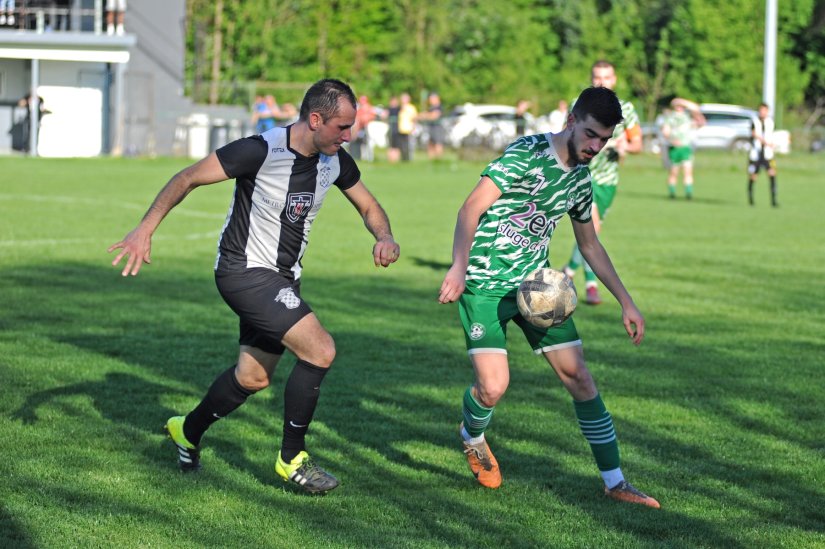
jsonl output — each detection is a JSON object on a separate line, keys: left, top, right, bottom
{"left": 215, "top": 268, "right": 312, "bottom": 355}
{"left": 428, "top": 124, "right": 445, "bottom": 145}
{"left": 390, "top": 130, "right": 403, "bottom": 149}
{"left": 748, "top": 158, "right": 776, "bottom": 174}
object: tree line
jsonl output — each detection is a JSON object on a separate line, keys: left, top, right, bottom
{"left": 185, "top": 0, "right": 825, "bottom": 123}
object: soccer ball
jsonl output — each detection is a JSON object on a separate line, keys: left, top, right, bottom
{"left": 516, "top": 268, "right": 577, "bottom": 328}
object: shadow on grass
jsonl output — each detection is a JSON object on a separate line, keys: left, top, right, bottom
{"left": 0, "top": 506, "right": 35, "bottom": 549}
{"left": 3, "top": 260, "right": 822, "bottom": 546}
{"left": 619, "top": 189, "right": 732, "bottom": 206}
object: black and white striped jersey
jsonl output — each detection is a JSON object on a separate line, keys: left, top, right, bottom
{"left": 213, "top": 125, "right": 360, "bottom": 280}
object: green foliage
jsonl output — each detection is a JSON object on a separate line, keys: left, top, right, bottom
{"left": 1, "top": 152, "right": 824, "bottom": 547}
{"left": 185, "top": 0, "right": 823, "bottom": 119}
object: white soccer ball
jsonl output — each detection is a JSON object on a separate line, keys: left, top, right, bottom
{"left": 517, "top": 268, "right": 577, "bottom": 328}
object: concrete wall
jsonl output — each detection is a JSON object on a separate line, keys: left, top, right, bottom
{"left": 120, "top": 0, "right": 191, "bottom": 156}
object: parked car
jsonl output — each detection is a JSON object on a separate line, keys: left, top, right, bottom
{"left": 643, "top": 103, "right": 790, "bottom": 154}
{"left": 443, "top": 103, "right": 536, "bottom": 150}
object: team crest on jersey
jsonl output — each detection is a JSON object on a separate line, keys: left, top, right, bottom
{"left": 469, "top": 323, "right": 486, "bottom": 340}
{"left": 285, "top": 192, "right": 314, "bottom": 223}
{"left": 566, "top": 194, "right": 576, "bottom": 211}
{"left": 274, "top": 287, "right": 301, "bottom": 309}
{"left": 318, "top": 165, "right": 333, "bottom": 188}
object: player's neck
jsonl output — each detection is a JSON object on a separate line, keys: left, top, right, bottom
{"left": 289, "top": 121, "right": 319, "bottom": 157}
{"left": 551, "top": 131, "right": 574, "bottom": 168}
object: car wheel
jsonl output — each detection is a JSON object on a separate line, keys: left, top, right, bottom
{"left": 731, "top": 138, "right": 751, "bottom": 153}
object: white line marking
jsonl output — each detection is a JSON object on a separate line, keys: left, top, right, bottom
{"left": 0, "top": 194, "right": 225, "bottom": 219}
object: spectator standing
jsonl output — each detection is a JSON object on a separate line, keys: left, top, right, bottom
{"left": 385, "top": 96, "right": 401, "bottom": 163}
{"left": 548, "top": 99, "right": 569, "bottom": 133}
{"left": 351, "top": 95, "right": 376, "bottom": 161}
{"left": 106, "top": 0, "right": 126, "bottom": 35}
{"left": 515, "top": 100, "right": 531, "bottom": 137}
{"left": 397, "top": 92, "right": 418, "bottom": 162}
{"left": 252, "top": 95, "right": 274, "bottom": 134}
{"left": 419, "top": 92, "right": 445, "bottom": 160}
{"left": 0, "top": 0, "right": 16, "bottom": 26}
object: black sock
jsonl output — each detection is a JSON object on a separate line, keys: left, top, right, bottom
{"left": 770, "top": 176, "right": 777, "bottom": 205}
{"left": 281, "top": 360, "right": 329, "bottom": 462}
{"left": 748, "top": 179, "right": 754, "bottom": 204}
{"left": 184, "top": 365, "right": 254, "bottom": 446}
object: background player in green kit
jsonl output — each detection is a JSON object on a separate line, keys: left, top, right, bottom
{"left": 661, "top": 97, "right": 706, "bottom": 200}
{"left": 438, "top": 86, "right": 660, "bottom": 509}
{"left": 563, "top": 60, "right": 643, "bottom": 305}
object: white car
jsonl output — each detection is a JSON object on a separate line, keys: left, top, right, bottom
{"left": 444, "top": 104, "right": 535, "bottom": 150}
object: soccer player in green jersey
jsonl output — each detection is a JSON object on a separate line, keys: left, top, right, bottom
{"left": 563, "top": 60, "right": 643, "bottom": 306}
{"left": 661, "top": 97, "right": 706, "bottom": 200}
{"left": 438, "top": 86, "right": 660, "bottom": 509}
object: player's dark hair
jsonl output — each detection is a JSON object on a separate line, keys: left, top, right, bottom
{"left": 571, "top": 86, "right": 623, "bottom": 128}
{"left": 299, "top": 79, "right": 357, "bottom": 122}
{"left": 759, "top": 102, "right": 769, "bottom": 109}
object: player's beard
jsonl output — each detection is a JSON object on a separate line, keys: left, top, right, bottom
{"left": 567, "top": 136, "right": 589, "bottom": 165}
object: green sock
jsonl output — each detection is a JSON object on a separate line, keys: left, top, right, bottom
{"left": 668, "top": 184, "right": 676, "bottom": 198}
{"left": 462, "top": 387, "right": 494, "bottom": 438}
{"left": 574, "top": 394, "right": 620, "bottom": 471}
{"left": 583, "top": 260, "right": 597, "bottom": 284}
{"left": 685, "top": 184, "right": 693, "bottom": 198}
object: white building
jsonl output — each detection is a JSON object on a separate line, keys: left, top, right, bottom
{"left": 0, "top": 0, "right": 247, "bottom": 157}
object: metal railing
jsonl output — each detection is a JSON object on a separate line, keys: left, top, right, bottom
{"left": 0, "top": 1, "right": 117, "bottom": 35}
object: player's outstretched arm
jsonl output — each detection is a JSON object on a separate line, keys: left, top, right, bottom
{"left": 341, "top": 180, "right": 400, "bottom": 268}
{"left": 108, "top": 153, "right": 229, "bottom": 277}
{"left": 439, "top": 177, "right": 502, "bottom": 304}
{"left": 571, "top": 219, "right": 645, "bottom": 345}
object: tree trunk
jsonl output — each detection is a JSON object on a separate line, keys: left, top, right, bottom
{"left": 209, "top": 0, "right": 224, "bottom": 105}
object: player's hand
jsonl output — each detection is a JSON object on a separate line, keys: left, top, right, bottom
{"left": 438, "top": 265, "right": 466, "bottom": 304}
{"left": 108, "top": 228, "right": 152, "bottom": 277}
{"left": 621, "top": 302, "right": 645, "bottom": 345}
{"left": 373, "top": 237, "right": 400, "bottom": 267}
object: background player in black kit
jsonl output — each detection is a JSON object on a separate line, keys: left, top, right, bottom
{"left": 108, "top": 79, "right": 400, "bottom": 494}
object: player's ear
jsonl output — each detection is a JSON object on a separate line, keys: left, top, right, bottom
{"left": 309, "top": 112, "right": 322, "bottom": 130}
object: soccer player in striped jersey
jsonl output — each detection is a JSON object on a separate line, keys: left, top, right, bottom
{"left": 748, "top": 103, "right": 779, "bottom": 207}
{"left": 109, "top": 79, "right": 400, "bottom": 494}
{"left": 563, "top": 60, "right": 643, "bottom": 306}
{"left": 439, "top": 86, "right": 659, "bottom": 508}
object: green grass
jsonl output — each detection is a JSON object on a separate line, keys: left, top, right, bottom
{"left": 0, "top": 150, "right": 823, "bottom": 548}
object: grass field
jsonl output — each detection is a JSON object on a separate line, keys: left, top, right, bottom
{"left": 1, "top": 149, "right": 824, "bottom": 548}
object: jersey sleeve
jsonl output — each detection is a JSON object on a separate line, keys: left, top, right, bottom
{"left": 480, "top": 137, "right": 532, "bottom": 193}
{"left": 568, "top": 175, "right": 594, "bottom": 224}
{"left": 215, "top": 136, "right": 268, "bottom": 179}
{"left": 334, "top": 149, "right": 361, "bottom": 191}
{"left": 622, "top": 101, "right": 641, "bottom": 140}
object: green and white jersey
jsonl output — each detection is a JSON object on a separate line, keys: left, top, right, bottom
{"left": 574, "top": 97, "right": 640, "bottom": 188}
{"left": 467, "top": 134, "right": 593, "bottom": 296}
{"left": 662, "top": 110, "right": 695, "bottom": 147}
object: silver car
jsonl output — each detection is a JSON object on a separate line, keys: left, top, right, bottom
{"left": 645, "top": 103, "right": 790, "bottom": 154}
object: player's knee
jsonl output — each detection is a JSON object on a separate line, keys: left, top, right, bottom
{"left": 235, "top": 370, "right": 270, "bottom": 392}
{"left": 476, "top": 383, "right": 507, "bottom": 407}
{"left": 309, "top": 335, "right": 336, "bottom": 368}
{"left": 566, "top": 367, "right": 596, "bottom": 395}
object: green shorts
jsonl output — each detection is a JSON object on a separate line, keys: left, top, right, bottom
{"left": 592, "top": 183, "right": 617, "bottom": 217}
{"left": 668, "top": 146, "right": 694, "bottom": 165}
{"left": 458, "top": 289, "right": 581, "bottom": 355}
